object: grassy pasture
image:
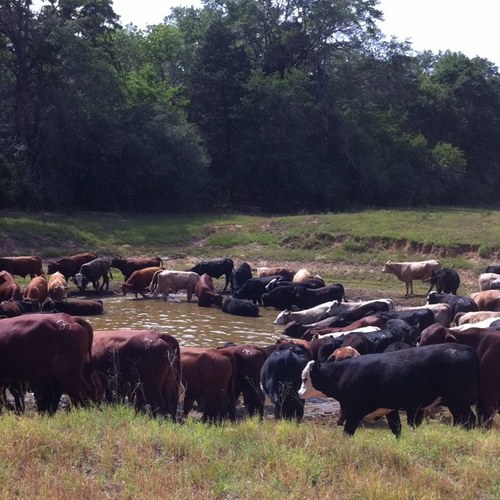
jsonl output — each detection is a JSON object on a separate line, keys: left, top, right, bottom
{"left": 1, "top": 207, "right": 500, "bottom": 497}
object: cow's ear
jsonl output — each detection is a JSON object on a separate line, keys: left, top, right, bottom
{"left": 445, "top": 332, "right": 458, "bottom": 343}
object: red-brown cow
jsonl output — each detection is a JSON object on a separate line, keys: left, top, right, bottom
{"left": 257, "top": 267, "right": 296, "bottom": 281}
{"left": 218, "top": 344, "right": 267, "bottom": 418}
{"left": 41, "top": 298, "right": 104, "bottom": 316}
{"left": 48, "top": 271, "right": 68, "bottom": 301}
{"left": 122, "top": 267, "right": 163, "bottom": 298}
{"left": 180, "top": 347, "right": 237, "bottom": 423}
{"left": 23, "top": 275, "right": 48, "bottom": 303}
{"left": 0, "top": 271, "right": 22, "bottom": 302}
{"left": 47, "top": 253, "right": 98, "bottom": 280}
{"left": 195, "top": 273, "right": 223, "bottom": 308}
{"left": 0, "top": 313, "right": 97, "bottom": 413}
{"left": 0, "top": 256, "right": 43, "bottom": 279}
{"left": 419, "top": 323, "right": 499, "bottom": 427}
{"left": 111, "top": 257, "right": 164, "bottom": 280}
{"left": 469, "top": 290, "right": 500, "bottom": 311}
{"left": 91, "top": 330, "right": 181, "bottom": 419}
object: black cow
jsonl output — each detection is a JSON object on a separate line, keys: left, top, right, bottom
{"left": 189, "top": 258, "right": 234, "bottom": 293}
{"left": 260, "top": 343, "right": 312, "bottom": 421}
{"left": 299, "top": 344, "right": 479, "bottom": 437}
{"left": 221, "top": 297, "right": 259, "bottom": 317}
{"left": 261, "top": 284, "right": 305, "bottom": 310}
{"left": 426, "top": 292, "right": 478, "bottom": 320}
{"left": 485, "top": 265, "right": 500, "bottom": 274}
{"left": 232, "top": 263, "right": 252, "bottom": 292}
{"left": 426, "top": 268, "right": 460, "bottom": 295}
{"left": 74, "top": 258, "right": 113, "bottom": 292}
{"left": 233, "top": 276, "right": 281, "bottom": 305}
{"left": 294, "top": 284, "right": 346, "bottom": 310}
{"left": 376, "top": 309, "right": 435, "bottom": 334}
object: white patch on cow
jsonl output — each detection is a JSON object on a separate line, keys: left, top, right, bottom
{"left": 298, "top": 361, "right": 328, "bottom": 399}
{"left": 75, "top": 273, "right": 83, "bottom": 288}
{"left": 56, "top": 319, "right": 71, "bottom": 331}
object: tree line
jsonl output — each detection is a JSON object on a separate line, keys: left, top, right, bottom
{"left": 1, "top": 0, "right": 499, "bottom": 213}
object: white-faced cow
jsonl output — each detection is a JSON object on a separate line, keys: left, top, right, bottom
{"left": 74, "top": 258, "right": 113, "bottom": 292}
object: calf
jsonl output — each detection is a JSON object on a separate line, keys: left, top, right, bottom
{"left": 233, "top": 276, "right": 281, "bottom": 305}
{"left": 150, "top": 270, "right": 199, "bottom": 301}
{"left": 189, "top": 258, "right": 234, "bottom": 293}
{"left": 426, "top": 268, "right": 460, "bottom": 294}
{"left": 419, "top": 323, "right": 500, "bottom": 427}
{"left": 221, "top": 297, "right": 259, "bottom": 317}
{"left": 48, "top": 271, "right": 68, "bottom": 301}
{"left": 74, "top": 258, "right": 113, "bottom": 292}
{"left": 181, "top": 347, "right": 236, "bottom": 422}
{"left": 122, "top": 267, "right": 162, "bottom": 298}
{"left": 299, "top": 344, "right": 478, "bottom": 436}
{"left": 260, "top": 343, "right": 312, "bottom": 421}
{"left": 232, "top": 262, "right": 252, "bottom": 292}
{"left": 23, "top": 275, "right": 48, "bottom": 304}
{"left": 111, "top": 256, "right": 163, "bottom": 280}
{"left": 382, "top": 259, "right": 441, "bottom": 296}
{"left": 0, "top": 256, "right": 43, "bottom": 279}
{"left": 0, "top": 271, "right": 22, "bottom": 302}
{"left": 195, "top": 273, "right": 223, "bottom": 308}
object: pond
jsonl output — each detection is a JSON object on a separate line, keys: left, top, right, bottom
{"left": 84, "top": 294, "right": 287, "bottom": 348}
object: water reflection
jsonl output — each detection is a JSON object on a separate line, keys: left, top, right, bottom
{"left": 86, "top": 295, "right": 286, "bottom": 348}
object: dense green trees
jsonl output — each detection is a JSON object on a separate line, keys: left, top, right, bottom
{"left": 0, "top": 0, "right": 499, "bottom": 212}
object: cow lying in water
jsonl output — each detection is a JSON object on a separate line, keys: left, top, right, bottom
{"left": 299, "top": 343, "right": 478, "bottom": 437}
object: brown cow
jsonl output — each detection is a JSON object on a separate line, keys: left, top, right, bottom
{"left": 23, "top": 275, "right": 48, "bottom": 303}
{"left": 0, "top": 256, "right": 43, "bottom": 279}
{"left": 257, "top": 267, "right": 295, "bottom": 281}
{"left": 48, "top": 271, "right": 68, "bottom": 301}
{"left": 0, "top": 313, "right": 97, "bottom": 413}
{"left": 180, "top": 347, "right": 237, "bottom": 423}
{"left": 47, "top": 252, "right": 98, "bottom": 280}
{"left": 41, "top": 298, "right": 104, "bottom": 316}
{"left": 469, "top": 290, "right": 500, "bottom": 311}
{"left": 111, "top": 257, "right": 164, "bottom": 280}
{"left": 91, "top": 330, "right": 181, "bottom": 419}
{"left": 330, "top": 346, "right": 361, "bottom": 361}
{"left": 382, "top": 259, "right": 442, "bottom": 296}
{"left": 218, "top": 344, "right": 267, "bottom": 418}
{"left": 419, "top": 323, "right": 500, "bottom": 427}
{"left": 195, "top": 273, "right": 223, "bottom": 308}
{"left": 122, "top": 267, "right": 163, "bottom": 298}
{"left": 0, "top": 271, "right": 22, "bottom": 302}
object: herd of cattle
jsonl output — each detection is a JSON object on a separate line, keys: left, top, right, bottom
{"left": 0, "top": 253, "right": 500, "bottom": 437}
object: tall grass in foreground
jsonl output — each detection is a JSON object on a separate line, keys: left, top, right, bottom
{"left": 0, "top": 406, "right": 499, "bottom": 499}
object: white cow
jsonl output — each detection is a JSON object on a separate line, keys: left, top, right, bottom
{"left": 149, "top": 270, "right": 200, "bottom": 301}
{"left": 382, "top": 259, "right": 441, "bottom": 296}
{"left": 478, "top": 273, "right": 500, "bottom": 291}
{"left": 455, "top": 310, "right": 500, "bottom": 326}
{"left": 449, "top": 318, "right": 500, "bottom": 332}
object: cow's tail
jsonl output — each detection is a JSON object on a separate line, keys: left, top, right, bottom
{"left": 159, "top": 333, "right": 183, "bottom": 420}
{"left": 149, "top": 270, "right": 161, "bottom": 294}
{"left": 73, "top": 317, "right": 101, "bottom": 403}
{"left": 158, "top": 256, "right": 164, "bottom": 268}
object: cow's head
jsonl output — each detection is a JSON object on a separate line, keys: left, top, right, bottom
{"left": 298, "top": 361, "right": 327, "bottom": 399}
{"left": 74, "top": 273, "right": 88, "bottom": 291}
{"left": 381, "top": 260, "right": 392, "bottom": 273}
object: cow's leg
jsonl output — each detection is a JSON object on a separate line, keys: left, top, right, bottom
{"left": 386, "top": 410, "right": 402, "bottom": 437}
{"left": 449, "top": 404, "right": 476, "bottom": 430}
{"left": 343, "top": 414, "right": 362, "bottom": 436}
{"left": 407, "top": 408, "right": 424, "bottom": 428}
{"left": 222, "top": 273, "right": 230, "bottom": 293}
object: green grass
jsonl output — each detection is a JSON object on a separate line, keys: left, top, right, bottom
{"left": 0, "top": 407, "right": 498, "bottom": 498}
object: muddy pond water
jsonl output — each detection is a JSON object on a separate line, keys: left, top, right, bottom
{"left": 84, "top": 294, "right": 287, "bottom": 348}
